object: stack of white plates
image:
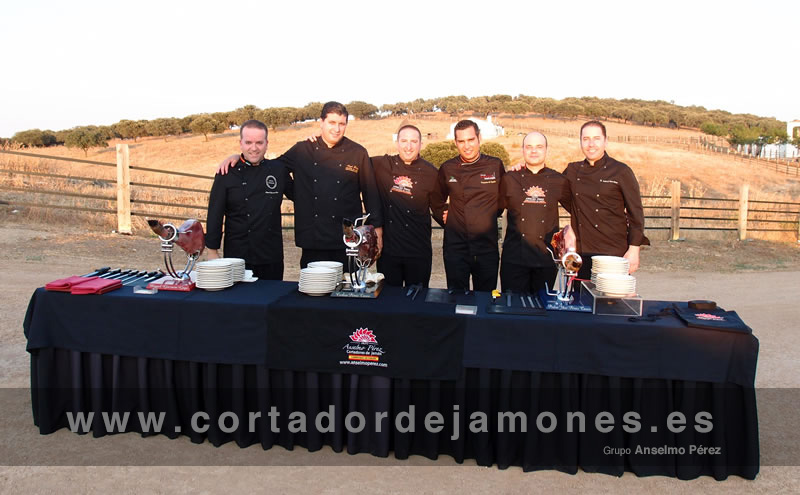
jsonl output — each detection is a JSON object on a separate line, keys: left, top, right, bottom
{"left": 195, "top": 259, "right": 234, "bottom": 290}
{"left": 591, "top": 256, "right": 630, "bottom": 284}
{"left": 595, "top": 273, "right": 636, "bottom": 297}
{"left": 307, "top": 261, "right": 344, "bottom": 282}
{"left": 223, "top": 258, "right": 246, "bottom": 282}
{"left": 298, "top": 266, "right": 339, "bottom": 296}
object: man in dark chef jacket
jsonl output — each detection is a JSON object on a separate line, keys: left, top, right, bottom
{"left": 217, "top": 102, "right": 384, "bottom": 268}
{"left": 430, "top": 120, "right": 505, "bottom": 291}
{"left": 500, "top": 132, "right": 572, "bottom": 293}
{"left": 372, "top": 124, "right": 439, "bottom": 287}
{"left": 206, "top": 120, "right": 293, "bottom": 280}
{"left": 563, "top": 121, "right": 648, "bottom": 278}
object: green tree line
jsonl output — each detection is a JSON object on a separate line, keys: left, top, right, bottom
{"left": 6, "top": 96, "right": 795, "bottom": 155}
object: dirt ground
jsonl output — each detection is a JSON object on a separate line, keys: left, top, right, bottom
{"left": 1, "top": 223, "right": 798, "bottom": 493}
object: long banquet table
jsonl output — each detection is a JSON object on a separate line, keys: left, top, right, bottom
{"left": 23, "top": 280, "right": 759, "bottom": 479}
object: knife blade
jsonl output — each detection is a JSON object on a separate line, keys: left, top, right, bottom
{"left": 82, "top": 267, "right": 110, "bottom": 277}
{"left": 137, "top": 271, "right": 166, "bottom": 286}
{"left": 124, "top": 270, "right": 160, "bottom": 286}
{"left": 105, "top": 269, "right": 133, "bottom": 280}
{"left": 119, "top": 270, "right": 147, "bottom": 284}
{"left": 98, "top": 268, "right": 121, "bottom": 279}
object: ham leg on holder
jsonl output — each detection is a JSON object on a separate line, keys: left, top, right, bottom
{"left": 147, "top": 218, "right": 205, "bottom": 280}
{"left": 342, "top": 214, "right": 378, "bottom": 291}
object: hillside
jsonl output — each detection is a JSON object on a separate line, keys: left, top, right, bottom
{"left": 11, "top": 115, "right": 798, "bottom": 203}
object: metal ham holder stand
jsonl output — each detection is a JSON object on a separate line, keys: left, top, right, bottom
{"left": 539, "top": 228, "right": 591, "bottom": 312}
{"left": 145, "top": 219, "right": 205, "bottom": 291}
{"left": 331, "top": 213, "right": 384, "bottom": 299}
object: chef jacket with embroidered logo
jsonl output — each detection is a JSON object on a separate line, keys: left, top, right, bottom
{"left": 431, "top": 153, "right": 505, "bottom": 256}
{"left": 206, "top": 156, "right": 293, "bottom": 264}
{"left": 501, "top": 166, "right": 572, "bottom": 267}
{"left": 373, "top": 154, "right": 439, "bottom": 258}
{"left": 279, "top": 136, "right": 383, "bottom": 250}
{"left": 562, "top": 152, "right": 648, "bottom": 256}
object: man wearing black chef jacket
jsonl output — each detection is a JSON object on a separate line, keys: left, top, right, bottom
{"left": 206, "top": 120, "right": 293, "bottom": 280}
{"left": 563, "top": 121, "right": 649, "bottom": 278}
{"left": 372, "top": 124, "right": 439, "bottom": 287}
{"left": 217, "top": 102, "right": 383, "bottom": 268}
{"left": 430, "top": 120, "right": 505, "bottom": 291}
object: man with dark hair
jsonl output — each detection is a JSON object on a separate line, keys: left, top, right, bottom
{"left": 431, "top": 119, "right": 505, "bottom": 291}
{"left": 206, "top": 120, "right": 293, "bottom": 280}
{"left": 500, "top": 131, "right": 572, "bottom": 293}
{"left": 372, "top": 124, "right": 439, "bottom": 287}
{"left": 564, "top": 120, "right": 648, "bottom": 277}
{"left": 217, "top": 101, "right": 383, "bottom": 268}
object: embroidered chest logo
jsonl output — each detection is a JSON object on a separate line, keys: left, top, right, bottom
{"left": 480, "top": 173, "right": 497, "bottom": 184}
{"left": 599, "top": 179, "right": 618, "bottom": 184}
{"left": 265, "top": 175, "right": 277, "bottom": 190}
{"left": 448, "top": 176, "right": 458, "bottom": 183}
{"left": 523, "top": 185, "right": 546, "bottom": 204}
{"left": 345, "top": 164, "right": 359, "bottom": 174}
{"left": 340, "top": 327, "right": 387, "bottom": 368}
{"left": 390, "top": 175, "right": 414, "bottom": 195}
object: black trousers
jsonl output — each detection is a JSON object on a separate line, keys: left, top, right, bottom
{"left": 377, "top": 253, "right": 432, "bottom": 288}
{"left": 500, "top": 261, "right": 556, "bottom": 293}
{"left": 247, "top": 261, "right": 284, "bottom": 281}
{"left": 443, "top": 250, "right": 498, "bottom": 292}
{"left": 300, "top": 248, "right": 348, "bottom": 269}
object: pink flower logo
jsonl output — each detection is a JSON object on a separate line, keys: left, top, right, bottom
{"left": 350, "top": 328, "right": 377, "bottom": 343}
{"left": 394, "top": 176, "right": 413, "bottom": 189}
{"left": 526, "top": 186, "right": 545, "bottom": 199}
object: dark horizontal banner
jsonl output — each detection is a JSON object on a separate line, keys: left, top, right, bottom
{"left": 7, "top": 386, "right": 796, "bottom": 473}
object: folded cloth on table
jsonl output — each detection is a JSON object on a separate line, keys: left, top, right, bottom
{"left": 45, "top": 275, "right": 98, "bottom": 292}
{"left": 70, "top": 277, "right": 123, "bottom": 295}
{"left": 672, "top": 303, "right": 752, "bottom": 334}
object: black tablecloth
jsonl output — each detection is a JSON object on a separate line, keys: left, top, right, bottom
{"left": 24, "top": 282, "right": 758, "bottom": 386}
{"left": 22, "top": 281, "right": 760, "bottom": 479}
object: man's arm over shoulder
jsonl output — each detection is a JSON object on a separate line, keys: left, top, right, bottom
{"left": 277, "top": 141, "right": 306, "bottom": 172}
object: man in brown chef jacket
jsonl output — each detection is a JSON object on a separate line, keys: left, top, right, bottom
{"left": 563, "top": 121, "right": 648, "bottom": 278}
{"left": 430, "top": 120, "right": 505, "bottom": 291}
{"left": 500, "top": 131, "right": 572, "bottom": 293}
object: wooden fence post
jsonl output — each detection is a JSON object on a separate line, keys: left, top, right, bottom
{"left": 797, "top": 213, "right": 800, "bottom": 243}
{"left": 116, "top": 144, "right": 132, "bottom": 234}
{"left": 738, "top": 184, "right": 749, "bottom": 241}
{"left": 670, "top": 180, "right": 681, "bottom": 241}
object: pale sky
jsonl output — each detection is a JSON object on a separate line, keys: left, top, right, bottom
{"left": 1, "top": 0, "right": 797, "bottom": 138}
